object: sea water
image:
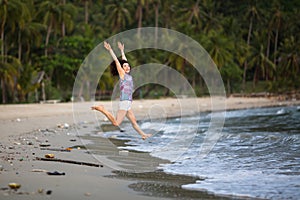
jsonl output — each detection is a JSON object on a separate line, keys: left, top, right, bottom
{"left": 98, "top": 106, "right": 300, "bottom": 199}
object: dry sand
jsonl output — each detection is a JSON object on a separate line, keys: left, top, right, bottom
{"left": 0, "top": 97, "right": 299, "bottom": 200}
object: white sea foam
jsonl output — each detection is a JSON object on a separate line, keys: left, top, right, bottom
{"left": 96, "top": 106, "right": 300, "bottom": 199}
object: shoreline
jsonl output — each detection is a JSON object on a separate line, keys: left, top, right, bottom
{"left": 1, "top": 97, "right": 299, "bottom": 140}
{"left": 1, "top": 97, "right": 300, "bottom": 199}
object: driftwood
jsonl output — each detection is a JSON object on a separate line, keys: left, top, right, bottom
{"left": 36, "top": 157, "right": 103, "bottom": 167}
{"left": 40, "top": 148, "right": 71, "bottom": 152}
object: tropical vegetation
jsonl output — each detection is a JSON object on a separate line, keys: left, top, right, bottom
{"left": 0, "top": 0, "right": 299, "bottom": 103}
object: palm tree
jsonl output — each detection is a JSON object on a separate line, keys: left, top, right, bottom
{"left": 200, "top": 29, "right": 236, "bottom": 94}
{"left": 160, "top": 0, "right": 173, "bottom": 28}
{"left": 13, "top": 1, "right": 32, "bottom": 102}
{"left": 0, "top": 0, "right": 25, "bottom": 60}
{"left": 174, "top": 0, "right": 203, "bottom": 32}
{"left": 59, "top": 0, "right": 77, "bottom": 37}
{"left": 242, "top": 3, "right": 260, "bottom": 90}
{"left": 0, "top": 0, "right": 28, "bottom": 102}
{"left": 202, "top": 30, "right": 234, "bottom": 70}
{"left": 201, "top": 0, "right": 222, "bottom": 33}
{"left": 136, "top": 0, "right": 145, "bottom": 37}
{"left": 0, "top": 0, "right": 9, "bottom": 61}
{"left": 141, "top": 0, "right": 160, "bottom": 45}
{"left": 277, "top": 36, "right": 300, "bottom": 86}
{"left": 269, "top": 1, "right": 283, "bottom": 67}
{"left": 81, "top": 0, "right": 92, "bottom": 24}
{"left": 105, "top": 1, "right": 132, "bottom": 33}
{"left": 247, "top": 42, "right": 275, "bottom": 88}
{"left": 153, "top": 0, "right": 160, "bottom": 47}
{"left": 19, "top": 21, "right": 45, "bottom": 62}
{"left": 15, "top": 0, "right": 32, "bottom": 61}
{"left": 187, "top": 0, "right": 201, "bottom": 24}
{"left": 0, "top": 55, "right": 21, "bottom": 103}
{"left": 36, "top": 0, "right": 62, "bottom": 56}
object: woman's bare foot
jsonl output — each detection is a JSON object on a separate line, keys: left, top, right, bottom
{"left": 91, "top": 105, "right": 104, "bottom": 112}
{"left": 142, "top": 134, "right": 152, "bottom": 140}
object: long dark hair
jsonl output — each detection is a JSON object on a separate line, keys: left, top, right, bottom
{"left": 110, "top": 59, "right": 130, "bottom": 76}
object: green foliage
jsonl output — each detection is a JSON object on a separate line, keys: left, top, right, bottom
{"left": 44, "top": 80, "right": 60, "bottom": 100}
{"left": 0, "top": 0, "right": 299, "bottom": 103}
{"left": 243, "top": 81, "right": 271, "bottom": 93}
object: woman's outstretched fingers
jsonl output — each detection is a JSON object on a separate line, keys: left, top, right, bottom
{"left": 118, "top": 42, "right": 124, "bottom": 50}
{"left": 104, "top": 41, "right": 111, "bottom": 50}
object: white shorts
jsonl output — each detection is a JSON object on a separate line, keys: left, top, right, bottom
{"left": 119, "top": 100, "right": 132, "bottom": 111}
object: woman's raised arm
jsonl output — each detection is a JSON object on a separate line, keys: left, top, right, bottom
{"left": 104, "top": 41, "right": 125, "bottom": 79}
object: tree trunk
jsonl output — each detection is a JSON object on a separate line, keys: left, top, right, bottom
{"left": 45, "top": 18, "right": 53, "bottom": 57}
{"left": 253, "top": 66, "right": 258, "bottom": 89}
{"left": 274, "top": 27, "right": 279, "bottom": 66}
{"left": 137, "top": 1, "right": 143, "bottom": 38}
{"left": 86, "top": 80, "right": 90, "bottom": 101}
{"left": 84, "top": 0, "right": 89, "bottom": 24}
{"left": 42, "top": 81, "right": 46, "bottom": 102}
{"left": 12, "top": 30, "right": 23, "bottom": 103}
{"left": 35, "top": 88, "right": 39, "bottom": 102}
{"left": 243, "top": 17, "right": 253, "bottom": 91}
{"left": 154, "top": 3, "right": 159, "bottom": 48}
{"left": 1, "top": 79, "right": 6, "bottom": 104}
{"left": 18, "top": 31, "right": 22, "bottom": 60}
{"left": 266, "top": 31, "right": 271, "bottom": 81}
{"left": 1, "top": 17, "right": 6, "bottom": 103}
{"left": 61, "top": 0, "right": 66, "bottom": 37}
{"left": 227, "top": 79, "right": 231, "bottom": 95}
{"left": 61, "top": 22, "right": 65, "bottom": 38}
{"left": 1, "top": 17, "right": 5, "bottom": 61}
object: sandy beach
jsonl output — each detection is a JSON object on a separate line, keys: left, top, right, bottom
{"left": 1, "top": 97, "right": 299, "bottom": 200}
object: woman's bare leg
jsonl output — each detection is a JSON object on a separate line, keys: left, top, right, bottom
{"left": 115, "top": 110, "right": 127, "bottom": 125}
{"left": 126, "top": 109, "right": 152, "bottom": 140}
{"left": 91, "top": 105, "right": 122, "bottom": 126}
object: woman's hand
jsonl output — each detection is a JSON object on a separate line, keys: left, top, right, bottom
{"left": 104, "top": 41, "right": 112, "bottom": 51}
{"left": 118, "top": 42, "right": 124, "bottom": 51}
{"left": 118, "top": 41, "right": 127, "bottom": 61}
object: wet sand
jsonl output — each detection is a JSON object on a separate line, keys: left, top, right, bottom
{"left": 0, "top": 97, "right": 299, "bottom": 199}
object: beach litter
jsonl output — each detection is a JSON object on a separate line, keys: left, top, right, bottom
{"left": 36, "top": 157, "right": 103, "bottom": 167}
{"left": 84, "top": 192, "right": 91, "bottom": 196}
{"left": 8, "top": 183, "right": 21, "bottom": 190}
{"left": 68, "top": 145, "right": 86, "bottom": 150}
{"left": 45, "top": 154, "right": 55, "bottom": 158}
{"left": 119, "top": 150, "right": 129, "bottom": 156}
{"left": 39, "top": 143, "right": 51, "bottom": 147}
{"left": 40, "top": 147, "right": 71, "bottom": 152}
{"left": 39, "top": 128, "right": 56, "bottom": 133}
{"left": 31, "top": 169, "right": 48, "bottom": 172}
{"left": 46, "top": 190, "right": 52, "bottom": 195}
{"left": 46, "top": 171, "right": 65, "bottom": 176}
{"left": 57, "top": 123, "right": 70, "bottom": 129}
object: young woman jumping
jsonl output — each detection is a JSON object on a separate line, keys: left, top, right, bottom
{"left": 91, "top": 41, "right": 151, "bottom": 140}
